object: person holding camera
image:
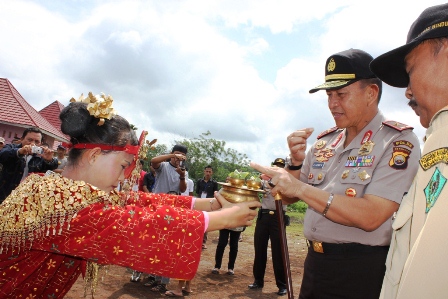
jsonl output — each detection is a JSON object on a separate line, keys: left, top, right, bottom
{"left": 0, "top": 127, "right": 58, "bottom": 203}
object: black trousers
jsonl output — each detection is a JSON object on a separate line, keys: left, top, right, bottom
{"left": 214, "top": 229, "right": 241, "bottom": 270}
{"left": 252, "top": 210, "right": 286, "bottom": 289}
{"left": 299, "top": 244, "right": 388, "bottom": 299}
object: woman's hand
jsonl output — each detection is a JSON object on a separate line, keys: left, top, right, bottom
{"left": 206, "top": 192, "right": 260, "bottom": 231}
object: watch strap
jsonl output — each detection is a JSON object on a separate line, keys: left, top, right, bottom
{"left": 288, "top": 164, "right": 302, "bottom": 171}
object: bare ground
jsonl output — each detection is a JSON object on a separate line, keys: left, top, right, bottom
{"left": 65, "top": 229, "right": 307, "bottom": 299}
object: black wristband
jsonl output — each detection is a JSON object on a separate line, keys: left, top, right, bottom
{"left": 288, "top": 164, "right": 302, "bottom": 171}
{"left": 179, "top": 177, "right": 185, "bottom": 180}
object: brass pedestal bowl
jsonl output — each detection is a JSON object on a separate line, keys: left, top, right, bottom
{"left": 218, "top": 182, "right": 264, "bottom": 203}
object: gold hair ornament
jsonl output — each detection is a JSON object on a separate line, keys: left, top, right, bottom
{"left": 70, "top": 92, "right": 117, "bottom": 126}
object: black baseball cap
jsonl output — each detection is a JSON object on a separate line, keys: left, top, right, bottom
{"left": 272, "top": 158, "right": 285, "bottom": 167}
{"left": 172, "top": 144, "right": 188, "bottom": 154}
{"left": 309, "top": 48, "right": 376, "bottom": 93}
{"left": 370, "top": 3, "right": 448, "bottom": 88}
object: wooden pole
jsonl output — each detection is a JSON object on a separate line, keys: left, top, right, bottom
{"left": 275, "top": 193, "right": 294, "bottom": 299}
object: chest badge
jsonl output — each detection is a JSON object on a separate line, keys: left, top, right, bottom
{"left": 358, "top": 170, "right": 371, "bottom": 181}
{"left": 315, "top": 140, "right": 326, "bottom": 150}
{"left": 314, "top": 148, "right": 334, "bottom": 162}
{"left": 358, "top": 140, "right": 375, "bottom": 156}
{"left": 345, "top": 188, "right": 356, "bottom": 197}
{"left": 424, "top": 167, "right": 447, "bottom": 213}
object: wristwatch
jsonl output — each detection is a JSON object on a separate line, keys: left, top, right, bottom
{"left": 287, "top": 156, "right": 302, "bottom": 171}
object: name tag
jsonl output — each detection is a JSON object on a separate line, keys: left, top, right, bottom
{"left": 312, "top": 162, "right": 324, "bottom": 169}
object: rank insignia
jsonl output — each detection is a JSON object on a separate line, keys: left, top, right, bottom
{"left": 424, "top": 167, "right": 447, "bottom": 213}
{"left": 346, "top": 188, "right": 356, "bottom": 197}
{"left": 389, "top": 147, "right": 411, "bottom": 170}
{"left": 315, "top": 140, "right": 326, "bottom": 149}
{"left": 341, "top": 170, "right": 349, "bottom": 179}
{"left": 331, "top": 132, "right": 343, "bottom": 148}
{"left": 358, "top": 170, "right": 371, "bottom": 181}
{"left": 358, "top": 140, "right": 375, "bottom": 156}
{"left": 361, "top": 130, "right": 372, "bottom": 144}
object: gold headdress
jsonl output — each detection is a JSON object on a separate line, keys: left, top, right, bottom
{"left": 70, "top": 92, "right": 116, "bottom": 126}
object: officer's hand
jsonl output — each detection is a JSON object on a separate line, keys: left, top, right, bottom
{"left": 287, "top": 128, "right": 314, "bottom": 165}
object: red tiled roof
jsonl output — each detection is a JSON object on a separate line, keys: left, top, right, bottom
{"left": 0, "top": 78, "right": 68, "bottom": 141}
{"left": 39, "top": 100, "right": 69, "bottom": 139}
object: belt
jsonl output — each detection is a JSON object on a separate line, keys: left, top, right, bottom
{"left": 306, "top": 240, "right": 389, "bottom": 254}
{"left": 260, "top": 209, "right": 277, "bottom": 215}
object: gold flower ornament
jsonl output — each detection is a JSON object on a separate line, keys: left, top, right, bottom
{"left": 70, "top": 92, "right": 117, "bottom": 126}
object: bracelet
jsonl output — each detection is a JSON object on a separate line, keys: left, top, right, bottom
{"left": 210, "top": 198, "right": 215, "bottom": 211}
{"left": 288, "top": 164, "right": 302, "bottom": 171}
{"left": 179, "top": 177, "right": 185, "bottom": 180}
{"left": 322, "top": 193, "right": 334, "bottom": 217}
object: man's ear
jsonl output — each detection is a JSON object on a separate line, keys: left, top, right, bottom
{"left": 367, "top": 84, "right": 379, "bottom": 106}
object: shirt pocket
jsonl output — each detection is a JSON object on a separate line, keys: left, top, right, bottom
{"left": 382, "top": 193, "right": 413, "bottom": 294}
{"left": 336, "top": 167, "right": 373, "bottom": 197}
{"left": 307, "top": 169, "right": 327, "bottom": 185}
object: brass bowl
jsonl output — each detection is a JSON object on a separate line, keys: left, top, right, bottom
{"left": 228, "top": 178, "right": 245, "bottom": 187}
{"left": 218, "top": 182, "right": 263, "bottom": 203}
{"left": 245, "top": 179, "right": 262, "bottom": 190}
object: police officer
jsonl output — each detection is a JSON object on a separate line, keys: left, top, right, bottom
{"left": 248, "top": 158, "right": 287, "bottom": 296}
{"left": 250, "top": 49, "right": 421, "bottom": 299}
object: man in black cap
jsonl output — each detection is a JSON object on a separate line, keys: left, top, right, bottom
{"left": 370, "top": 4, "right": 448, "bottom": 299}
{"left": 151, "top": 144, "right": 188, "bottom": 195}
{"left": 54, "top": 144, "right": 67, "bottom": 174}
{"left": 251, "top": 48, "right": 421, "bottom": 299}
{"left": 248, "top": 157, "right": 288, "bottom": 296}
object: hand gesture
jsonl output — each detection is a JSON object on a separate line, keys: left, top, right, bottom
{"left": 287, "top": 128, "right": 314, "bottom": 165}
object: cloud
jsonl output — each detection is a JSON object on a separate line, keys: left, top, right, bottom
{"left": 0, "top": 0, "right": 437, "bottom": 167}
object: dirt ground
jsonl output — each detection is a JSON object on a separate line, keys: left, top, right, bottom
{"left": 65, "top": 229, "right": 308, "bottom": 299}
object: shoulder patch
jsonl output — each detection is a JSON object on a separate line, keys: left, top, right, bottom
{"left": 382, "top": 120, "right": 413, "bottom": 132}
{"left": 317, "top": 126, "right": 339, "bottom": 139}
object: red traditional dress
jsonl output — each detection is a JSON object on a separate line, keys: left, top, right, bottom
{"left": 0, "top": 173, "right": 205, "bottom": 299}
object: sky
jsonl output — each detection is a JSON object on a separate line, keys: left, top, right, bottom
{"left": 0, "top": 0, "right": 442, "bottom": 166}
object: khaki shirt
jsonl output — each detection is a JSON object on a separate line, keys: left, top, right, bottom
{"left": 300, "top": 111, "right": 421, "bottom": 246}
{"left": 381, "top": 107, "right": 448, "bottom": 299}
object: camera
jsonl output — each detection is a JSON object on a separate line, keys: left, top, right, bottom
{"left": 31, "top": 146, "right": 43, "bottom": 154}
{"left": 179, "top": 160, "right": 186, "bottom": 170}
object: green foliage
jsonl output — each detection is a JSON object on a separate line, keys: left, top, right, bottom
{"left": 287, "top": 201, "right": 308, "bottom": 213}
{"left": 141, "top": 143, "right": 169, "bottom": 171}
{"left": 174, "top": 131, "right": 252, "bottom": 188}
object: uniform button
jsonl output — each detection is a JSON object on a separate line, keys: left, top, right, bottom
{"left": 312, "top": 227, "right": 316, "bottom": 232}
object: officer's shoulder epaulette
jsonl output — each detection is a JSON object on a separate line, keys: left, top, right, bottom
{"left": 382, "top": 120, "right": 413, "bottom": 132}
{"left": 317, "top": 126, "right": 339, "bottom": 139}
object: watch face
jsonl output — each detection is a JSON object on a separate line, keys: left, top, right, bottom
{"left": 286, "top": 155, "right": 292, "bottom": 166}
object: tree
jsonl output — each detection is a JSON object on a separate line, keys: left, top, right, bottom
{"left": 141, "top": 143, "right": 169, "bottom": 171}
{"left": 175, "top": 131, "right": 254, "bottom": 193}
